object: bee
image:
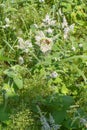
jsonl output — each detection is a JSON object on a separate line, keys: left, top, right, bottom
{"left": 45, "top": 39, "right": 51, "bottom": 45}
{"left": 41, "top": 39, "right": 51, "bottom": 45}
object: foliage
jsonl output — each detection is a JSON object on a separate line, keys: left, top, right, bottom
{"left": 0, "top": 0, "right": 87, "bottom": 130}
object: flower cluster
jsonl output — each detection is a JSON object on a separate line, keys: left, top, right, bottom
{"left": 35, "top": 14, "right": 56, "bottom": 53}
{"left": 16, "top": 37, "right": 32, "bottom": 53}
{"left": 42, "top": 14, "right": 56, "bottom": 27}
{"left": 35, "top": 31, "right": 53, "bottom": 53}
{"left": 62, "top": 16, "right": 75, "bottom": 39}
{"left": 80, "top": 118, "right": 87, "bottom": 128}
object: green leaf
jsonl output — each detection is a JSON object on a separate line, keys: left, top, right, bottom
{"left": 0, "top": 56, "right": 15, "bottom": 61}
{"left": 3, "top": 84, "right": 16, "bottom": 99}
{"left": 0, "top": 108, "right": 9, "bottom": 122}
{"left": 62, "top": 55, "right": 87, "bottom": 62}
{"left": 61, "top": 84, "right": 69, "bottom": 94}
{"left": 4, "top": 69, "right": 16, "bottom": 78}
{"left": 52, "top": 110, "right": 66, "bottom": 123}
{"left": 13, "top": 76, "right": 23, "bottom": 89}
{"left": 53, "top": 77, "right": 62, "bottom": 84}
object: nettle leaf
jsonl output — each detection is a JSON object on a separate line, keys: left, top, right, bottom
{"left": 4, "top": 66, "right": 23, "bottom": 89}
{"left": 13, "top": 76, "right": 23, "bottom": 89}
{"left": 0, "top": 108, "right": 9, "bottom": 122}
{"left": 44, "top": 95, "right": 74, "bottom": 123}
{"left": 61, "top": 95, "right": 74, "bottom": 108}
{"left": 52, "top": 110, "right": 66, "bottom": 123}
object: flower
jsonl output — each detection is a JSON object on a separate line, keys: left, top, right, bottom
{"left": 43, "top": 14, "right": 51, "bottom": 24}
{"left": 39, "top": 0, "right": 44, "bottom": 2}
{"left": 35, "top": 31, "right": 45, "bottom": 45}
{"left": 17, "top": 37, "right": 25, "bottom": 49}
{"left": 80, "top": 118, "right": 87, "bottom": 128}
{"left": 5, "top": 17, "right": 10, "bottom": 24}
{"left": 35, "top": 31, "right": 53, "bottom": 53}
{"left": 18, "top": 56, "right": 24, "bottom": 65}
{"left": 69, "top": 24, "right": 75, "bottom": 31}
{"left": 45, "top": 28, "right": 53, "bottom": 34}
{"left": 16, "top": 37, "right": 32, "bottom": 53}
{"left": 63, "top": 24, "right": 74, "bottom": 39}
{"left": 79, "top": 43, "right": 83, "bottom": 48}
{"left": 50, "top": 71, "right": 58, "bottom": 78}
{"left": 25, "top": 40, "right": 32, "bottom": 48}
{"left": 62, "top": 16, "right": 68, "bottom": 28}
{"left": 3, "top": 17, "right": 10, "bottom": 28}
{"left": 72, "top": 46, "right": 76, "bottom": 51}
{"left": 42, "top": 14, "right": 56, "bottom": 26}
{"left": 33, "top": 24, "right": 38, "bottom": 29}
{"left": 40, "top": 39, "right": 52, "bottom": 53}
{"left": 62, "top": 16, "right": 75, "bottom": 39}
{"left": 63, "top": 27, "right": 70, "bottom": 39}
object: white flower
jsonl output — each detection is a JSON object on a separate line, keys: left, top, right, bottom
{"left": 40, "top": 42, "right": 52, "bottom": 53}
{"left": 3, "top": 17, "right": 10, "bottom": 28}
{"left": 79, "top": 43, "right": 83, "bottom": 48}
{"left": 3, "top": 24, "right": 10, "bottom": 28}
{"left": 50, "top": 20, "right": 56, "bottom": 26}
{"left": 35, "top": 31, "right": 45, "bottom": 45}
{"left": 72, "top": 46, "right": 76, "bottom": 51}
{"left": 43, "top": 14, "right": 51, "bottom": 24}
{"left": 5, "top": 17, "right": 10, "bottom": 24}
{"left": 35, "top": 31, "right": 53, "bottom": 53}
{"left": 25, "top": 40, "right": 32, "bottom": 48}
{"left": 34, "top": 24, "right": 38, "bottom": 28}
{"left": 17, "top": 37, "right": 25, "bottom": 49}
{"left": 5, "top": 18, "right": 10, "bottom": 26}
{"left": 18, "top": 56, "right": 24, "bottom": 65}
{"left": 39, "top": 0, "right": 44, "bottom": 2}
{"left": 63, "top": 25, "right": 75, "bottom": 39}
{"left": 62, "top": 16, "right": 68, "bottom": 28}
{"left": 63, "top": 27, "right": 70, "bottom": 39}
{"left": 43, "top": 14, "right": 56, "bottom": 26}
{"left": 69, "top": 24, "right": 75, "bottom": 32}
{"left": 80, "top": 118, "right": 87, "bottom": 127}
{"left": 62, "top": 16, "right": 75, "bottom": 39}
{"left": 16, "top": 37, "right": 33, "bottom": 53}
{"left": 40, "top": 38, "right": 52, "bottom": 53}
{"left": 50, "top": 71, "right": 58, "bottom": 78}
{"left": 46, "top": 28, "right": 53, "bottom": 34}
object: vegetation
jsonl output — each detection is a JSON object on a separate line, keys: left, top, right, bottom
{"left": 0, "top": 0, "right": 87, "bottom": 129}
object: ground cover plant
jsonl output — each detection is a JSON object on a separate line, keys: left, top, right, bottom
{"left": 0, "top": 0, "right": 87, "bottom": 129}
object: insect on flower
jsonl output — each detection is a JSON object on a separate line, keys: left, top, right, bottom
{"left": 41, "top": 39, "right": 51, "bottom": 45}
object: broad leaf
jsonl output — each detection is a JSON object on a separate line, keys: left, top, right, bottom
{"left": 13, "top": 76, "right": 23, "bottom": 89}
